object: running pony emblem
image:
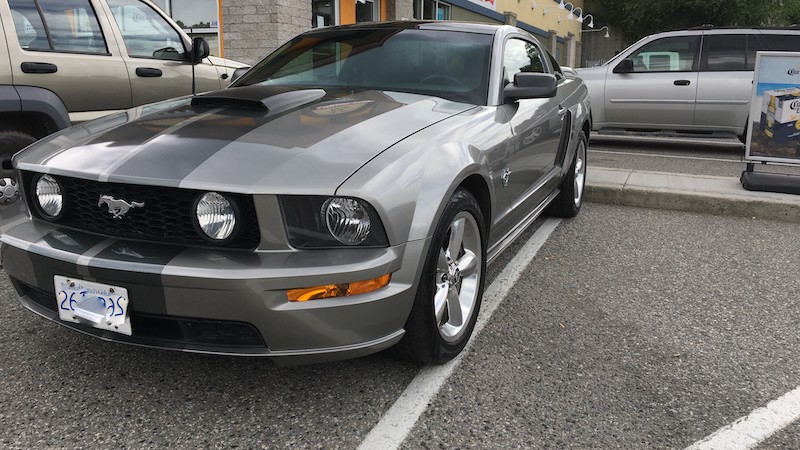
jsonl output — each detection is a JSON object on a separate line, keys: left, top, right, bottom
{"left": 98, "top": 195, "right": 144, "bottom": 219}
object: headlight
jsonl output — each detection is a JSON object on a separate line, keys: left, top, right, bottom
{"left": 323, "top": 197, "right": 371, "bottom": 245}
{"left": 280, "top": 196, "right": 388, "bottom": 249}
{"left": 34, "top": 174, "right": 64, "bottom": 219}
{"left": 195, "top": 192, "right": 237, "bottom": 241}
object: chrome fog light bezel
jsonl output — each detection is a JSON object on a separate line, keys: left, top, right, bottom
{"left": 33, "top": 174, "right": 65, "bottom": 220}
{"left": 193, "top": 191, "right": 240, "bottom": 243}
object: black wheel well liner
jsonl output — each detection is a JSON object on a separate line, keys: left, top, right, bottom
{"left": 0, "top": 111, "right": 60, "bottom": 139}
{"left": 459, "top": 174, "right": 491, "bottom": 234}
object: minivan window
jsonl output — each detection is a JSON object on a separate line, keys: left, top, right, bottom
{"left": 760, "top": 34, "right": 800, "bottom": 52}
{"left": 8, "top": 0, "right": 108, "bottom": 54}
{"left": 705, "top": 34, "right": 747, "bottom": 71}
{"left": 627, "top": 36, "right": 699, "bottom": 72}
{"left": 107, "top": 0, "right": 185, "bottom": 60}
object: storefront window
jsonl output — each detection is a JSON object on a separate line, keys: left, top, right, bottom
{"left": 355, "top": 0, "right": 378, "bottom": 22}
{"left": 416, "top": 0, "right": 451, "bottom": 20}
{"left": 312, "top": 0, "right": 334, "bottom": 28}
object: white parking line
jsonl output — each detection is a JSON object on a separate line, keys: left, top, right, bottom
{"left": 358, "top": 218, "right": 562, "bottom": 450}
{"left": 685, "top": 386, "right": 800, "bottom": 450}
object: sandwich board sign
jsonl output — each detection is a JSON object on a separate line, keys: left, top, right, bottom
{"left": 746, "top": 51, "right": 800, "bottom": 164}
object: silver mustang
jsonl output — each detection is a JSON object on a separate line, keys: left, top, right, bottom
{"left": 0, "top": 21, "right": 590, "bottom": 365}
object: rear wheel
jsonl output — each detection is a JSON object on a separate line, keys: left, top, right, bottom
{"left": 547, "top": 130, "right": 587, "bottom": 218}
{"left": 393, "top": 188, "right": 486, "bottom": 364}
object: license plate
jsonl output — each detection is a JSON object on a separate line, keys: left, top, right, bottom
{"left": 54, "top": 276, "right": 132, "bottom": 336}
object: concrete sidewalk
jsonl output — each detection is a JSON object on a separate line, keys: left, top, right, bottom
{"left": 586, "top": 167, "right": 800, "bottom": 223}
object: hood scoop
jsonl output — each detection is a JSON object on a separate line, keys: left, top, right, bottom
{"left": 191, "top": 86, "right": 327, "bottom": 115}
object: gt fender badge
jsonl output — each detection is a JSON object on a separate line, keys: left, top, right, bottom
{"left": 98, "top": 195, "right": 144, "bottom": 219}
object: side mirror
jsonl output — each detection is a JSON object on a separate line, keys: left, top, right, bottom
{"left": 191, "top": 37, "right": 210, "bottom": 65}
{"left": 613, "top": 58, "right": 634, "bottom": 74}
{"left": 230, "top": 67, "right": 249, "bottom": 84}
{"left": 503, "top": 72, "right": 557, "bottom": 103}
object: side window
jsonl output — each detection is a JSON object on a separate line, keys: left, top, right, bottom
{"left": 8, "top": 0, "right": 108, "bottom": 54}
{"left": 107, "top": 0, "right": 185, "bottom": 60}
{"left": 628, "top": 36, "right": 699, "bottom": 73}
{"left": 503, "top": 38, "right": 547, "bottom": 82}
{"left": 547, "top": 50, "right": 565, "bottom": 80}
{"left": 704, "top": 34, "right": 747, "bottom": 71}
{"left": 759, "top": 34, "right": 800, "bottom": 52}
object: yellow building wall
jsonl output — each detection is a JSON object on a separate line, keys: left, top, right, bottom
{"left": 496, "top": 0, "right": 584, "bottom": 39}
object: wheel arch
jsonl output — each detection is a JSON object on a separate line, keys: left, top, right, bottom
{"left": 0, "top": 85, "right": 71, "bottom": 137}
{"left": 458, "top": 173, "right": 492, "bottom": 236}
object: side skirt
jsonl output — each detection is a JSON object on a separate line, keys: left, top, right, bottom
{"left": 487, "top": 168, "right": 561, "bottom": 264}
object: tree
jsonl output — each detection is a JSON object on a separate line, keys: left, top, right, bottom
{"left": 585, "top": 0, "right": 800, "bottom": 42}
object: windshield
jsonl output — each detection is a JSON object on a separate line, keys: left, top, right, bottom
{"left": 232, "top": 28, "right": 493, "bottom": 105}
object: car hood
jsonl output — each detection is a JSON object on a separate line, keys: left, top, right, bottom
{"left": 14, "top": 85, "right": 475, "bottom": 194}
{"left": 207, "top": 55, "right": 248, "bottom": 69}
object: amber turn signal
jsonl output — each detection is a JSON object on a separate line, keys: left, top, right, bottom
{"left": 287, "top": 274, "right": 391, "bottom": 302}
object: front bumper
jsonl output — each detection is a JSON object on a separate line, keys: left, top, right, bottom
{"left": 1, "top": 214, "right": 425, "bottom": 365}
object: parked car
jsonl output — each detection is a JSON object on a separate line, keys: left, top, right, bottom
{"left": 0, "top": 0, "right": 247, "bottom": 163}
{"left": 576, "top": 26, "right": 800, "bottom": 142}
{"left": 0, "top": 21, "right": 591, "bottom": 365}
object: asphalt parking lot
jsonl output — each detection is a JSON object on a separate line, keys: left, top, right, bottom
{"left": 1, "top": 199, "right": 799, "bottom": 448}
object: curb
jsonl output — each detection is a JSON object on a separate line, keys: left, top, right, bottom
{"left": 585, "top": 167, "right": 800, "bottom": 223}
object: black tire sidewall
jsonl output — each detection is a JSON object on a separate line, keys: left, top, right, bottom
{"left": 0, "top": 130, "right": 37, "bottom": 160}
{"left": 411, "top": 188, "right": 487, "bottom": 363}
{"left": 548, "top": 130, "right": 587, "bottom": 218}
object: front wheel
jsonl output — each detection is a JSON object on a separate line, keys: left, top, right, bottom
{"left": 392, "top": 188, "right": 487, "bottom": 364}
{"left": 547, "top": 130, "right": 587, "bottom": 218}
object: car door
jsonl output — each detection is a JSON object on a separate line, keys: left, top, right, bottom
{"left": 604, "top": 35, "right": 700, "bottom": 129}
{"left": 4, "top": 0, "right": 132, "bottom": 115}
{"left": 693, "top": 32, "right": 754, "bottom": 133}
{"left": 101, "top": 0, "right": 221, "bottom": 106}
{"left": 502, "top": 37, "right": 562, "bottom": 217}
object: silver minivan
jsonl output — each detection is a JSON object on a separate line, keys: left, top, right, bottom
{"left": 576, "top": 27, "right": 800, "bottom": 141}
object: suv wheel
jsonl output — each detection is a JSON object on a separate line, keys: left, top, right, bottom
{"left": 0, "top": 130, "right": 37, "bottom": 159}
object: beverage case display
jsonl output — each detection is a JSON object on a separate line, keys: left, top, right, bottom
{"left": 761, "top": 87, "right": 800, "bottom": 143}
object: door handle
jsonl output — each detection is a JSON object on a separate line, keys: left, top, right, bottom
{"left": 674, "top": 80, "right": 691, "bottom": 86}
{"left": 136, "top": 67, "right": 163, "bottom": 77}
{"left": 21, "top": 62, "right": 57, "bottom": 73}
{"left": 558, "top": 105, "right": 569, "bottom": 116}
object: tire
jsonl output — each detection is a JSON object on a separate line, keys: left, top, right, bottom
{"left": 547, "top": 130, "right": 587, "bottom": 218}
{"left": 0, "top": 130, "right": 37, "bottom": 160}
{"left": 392, "top": 188, "right": 487, "bottom": 364}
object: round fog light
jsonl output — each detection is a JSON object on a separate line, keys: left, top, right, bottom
{"left": 195, "top": 192, "right": 237, "bottom": 241}
{"left": 35, "top": 174, "right": 63, "bottom": 218}
{"left": 323, "top": 197, "right": 371, "bottom": 245}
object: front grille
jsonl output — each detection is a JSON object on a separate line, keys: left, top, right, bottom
{"left": 22, "top": 172, "right": 260, "bottom": 249}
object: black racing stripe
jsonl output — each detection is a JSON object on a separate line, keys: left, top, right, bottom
{"left": 20, "top": 250, "right": 87, "bottom": 298}
{"left": 87, "top": 242, "right": 187, "bottom": 315}
{"left": 40, "top": 230, "right": 108, "bottom": 255}
{"left": 110, "top": 109, "right": 278, "bottom": 185}
{"left": 86, "top": 106, "right": 196, "bottom": 147}
{"left": 84, "top": 266, "right": 168, "bottom": 316}
{"left": 93, "top": 240, "right": 186, "bottom": 266}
